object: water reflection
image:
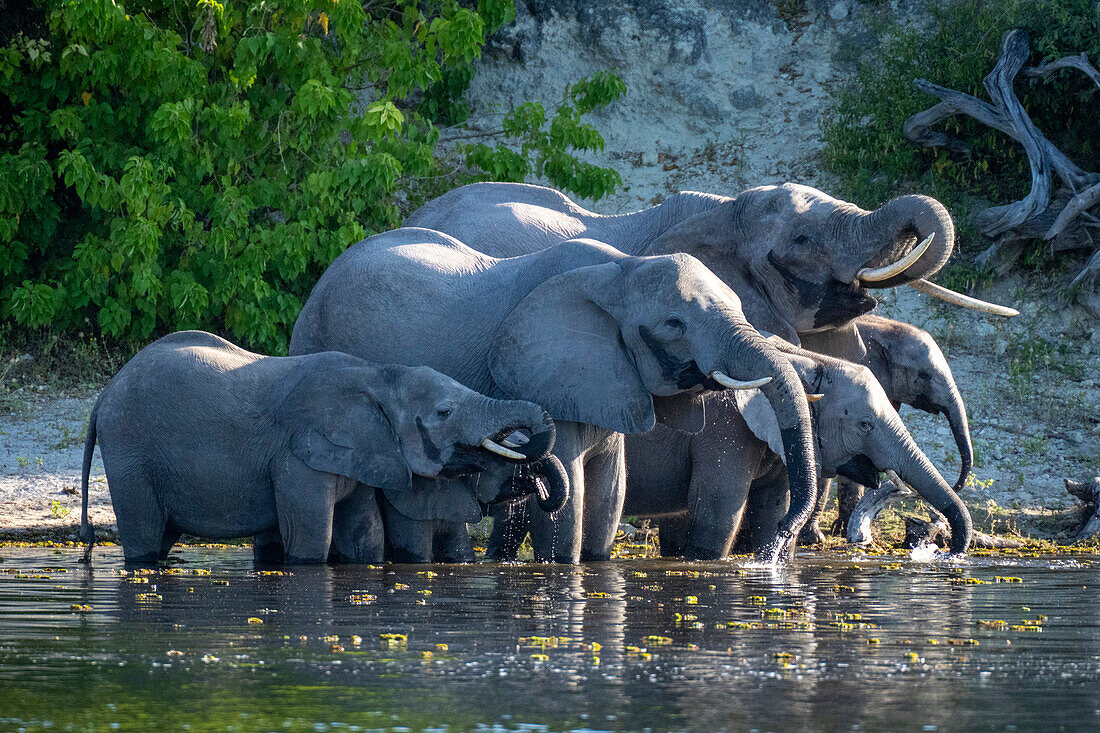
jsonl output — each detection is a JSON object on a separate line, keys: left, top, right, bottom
{"left": 1, "top": 548, "right": 1098, "bottom": 731}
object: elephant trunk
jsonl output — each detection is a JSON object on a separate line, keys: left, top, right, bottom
{"left": 878, "top": 420, "right": 972, "bottom": 553}
{"left": 476, "top": 398, "right": 556, "bottom": 462}
{"left": 941, "top": 383, "right": 973, "bottom": 494}
{"left": 532, "top": 455, "right": 569, "bottom": 514}
{"left": 720, "top": 329, "right": 818, "bottom": 561}
{"left": 854, "top": 195, "right": 955, "bottom": 287}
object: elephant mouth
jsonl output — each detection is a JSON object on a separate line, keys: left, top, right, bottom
{"left": 813, "top": 280, "right": 878, "bottom": 329}
{"left": 637, "top": 325, "right": 715, "bottom": 390}
{"left": 835, "top": 454, "right": 881, "bottom": 489}
{"left": 441, "top": 426, "right": 539, "bottom": 476}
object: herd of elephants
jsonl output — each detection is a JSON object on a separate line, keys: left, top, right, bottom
{"left": 77, "top": 181, "right": 1021, "bottom": 567}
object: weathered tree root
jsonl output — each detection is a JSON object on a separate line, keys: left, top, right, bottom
{"left": 848, "top": 473, "right": 1025, "bottom": 549}
{"left": 1064, "top": 477, "right": 1100, "bottom": 540}
{"left": 904, "top": 30, "right": 1100, "bottom": 304}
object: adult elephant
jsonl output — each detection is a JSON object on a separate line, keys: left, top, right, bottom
{"left": 800, "top": 314, "right": 972, "bottom": 539}
{"left": 290, "top": 228, "right": 817, "bottom": 563}
{"left": 405, "top": 182, "right": 1016, "bottom": 350}
{"left": 622, "top": 345, "right": 973, "bottom": 558}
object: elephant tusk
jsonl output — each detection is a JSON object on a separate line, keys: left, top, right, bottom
{"left": 806, "top": 393, "right": 824, "bottom": 403}
{"left": 857, "top": 233, "right": 934, "bottom": 282}
{"left": 710, "top": 371, "right": 772, "bottom": 390}
{"left": 500, "top": 430, "right": 529, "bottom": 449}
{"left": 909, "top": 278, "right": 1020, "bottom": 317}
{"left": 480, "top": 438, "right": 526, "bottom": 460}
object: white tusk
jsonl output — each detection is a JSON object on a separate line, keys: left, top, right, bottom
{"left": 710, "top": 371, "right": 772, "bottom": 390}
{"left": 857, "top": 233, "right": 934, "bottom": 282}
{"left": 886, "top": 470, "right": 914, "bottom": 495}
{"left": 480, "top": 438, "right": 525, "bottom": 460}
{"left": 909, "top": 278, "right": 1020, "bottom": 317}
{"left": 500, "top": 430, "right": 529, "bottom": 448}
{"left": 806, "top": 393, "right": 824, "bottom": 403}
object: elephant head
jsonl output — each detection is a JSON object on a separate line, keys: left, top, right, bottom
{"left": 279, "top": 361, "right": 567, "bottom": 523}
{"left": 733, "top": 347, "right": 972, "bottom": 553}
{"left": 648, "top": 183, "right": 1013, "bottom": 340}
{"left": 489, "top": 250, "right": 818, "bottom": 558}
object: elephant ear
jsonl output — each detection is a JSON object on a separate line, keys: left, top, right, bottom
{"left": 279, "top": 367, "right": 412, "bottom": 493}
{"left": 731, "top": 389, "right": 785, "bottom": 462}
{"left": 653, "top": 393, "right": 706, "bottom": 433}
{"left": 489, "top": 263, "right": 655, "bottom": 434}
{"left": 806, "top": 321, "right": 868, "bottom": 362}
{"left": 382, "top": 476, "right": 482, "bottom": 524}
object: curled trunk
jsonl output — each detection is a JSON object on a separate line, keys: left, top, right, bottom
{"left": 855, "top": 195, "right": 955, "bottom": 287}
{"left": 942, "top": 384, "right": 974, "bottom": 494}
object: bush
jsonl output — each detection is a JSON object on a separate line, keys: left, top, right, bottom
{"left": 822, "top": 0, "right": 1100, "bottom": 262}
{"left": 0, "top": 0, "right": 625, "bottom": 353}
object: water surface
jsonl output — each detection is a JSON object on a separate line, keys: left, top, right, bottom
{"left": 1, "top": 547, "right": 1098, "bottom": 731}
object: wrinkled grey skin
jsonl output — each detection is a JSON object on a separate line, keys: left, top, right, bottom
{"left": 405, "top": 182, "right": 955, "bottom": 346}
{"left": 800, "top": 314, "right": 972, "bottom": 539}
{"left": 618, "top": 347, "right": 972, "bottom": 558}
{"left": 79, "top": 331, "right": 558, "bottom": 566}
{"left": 290, "top": 228, "right": 817, "bottom": 563}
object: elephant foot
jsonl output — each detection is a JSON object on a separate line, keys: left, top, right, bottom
{"left": 683, "top": 545, "right": 725, "bottom": 561}
{"left": 797, "top": 521, "right": 826, "bottom": 546}
{"left": 578, "top": 549, "right": 611, "bottom": 562}
{"left": 283, "top": 555, "right": 327, "bottom": 565}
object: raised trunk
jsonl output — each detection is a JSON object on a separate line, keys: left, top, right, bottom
{"left": 881, "top": 424, "right": 972, "bottom": 553}
{"left": 855, "top": 195, "right": 955, "bottom": 287}
{"left": 531, "top": 455, "right": 569, "bottom": 513}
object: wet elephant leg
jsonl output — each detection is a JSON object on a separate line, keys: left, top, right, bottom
{"left": 653, "top": 513, "right": 689, "bottom": 557}
{"left": 799, "top": 477, "right": 832, "bottom": 545}
{"left": 158, "top": 525, "right": 183, "bottom": 562}
{"left": 253, "top": 527, "right": 285, "bottom": 565}
{"left": 832, "top": 477, "right": 865, "bottom": 536}
{"left": 681, "top": 429, "right": 764, "bottom": 559}
{"left": 740, "top": 473, "right": 791, "bottom": 555}
{"left": 435, "top": 521, "right": 475, "bottom": 563}
{"left": 579, "top": 433, "right": 626, "bottom": 562}
{"left": 530, "top": 422, "right": 594, "bottom": 564}
{"left": 379, "top": 494, "right": 435, "bottom": 563}
{"left": 487, "top": 499, "right": 532, "bottom": 561}
{"left": 329, "top": 483, "right": 385, "bottom": 563}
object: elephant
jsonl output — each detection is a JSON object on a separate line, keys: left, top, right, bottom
{"left": 289, "top": 228, "right": 819, "bottom": 563}
{"left": 404, "top": 182, "right": 1016, "bottom": 353}
{"left": 799, "top": 313, "right": 972, "bottom": 539}
{"left": 78, "top": 330, "right": 565, "bottom": 566}
{"left": 617, "top": 344, "right": 972, "bottom": 558}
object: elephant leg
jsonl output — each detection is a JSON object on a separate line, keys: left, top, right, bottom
{"left": 158, "top": 524, "right": 183, "bottom": 562}
{"left": 329, "top": 484, "right": 385, "bottom": 563}
{"left": 653, "top": 513, "right": 689, "bottom": 557}
{"left": 487, "top": 499, "right": 531, "bottom": 561}
{"left": 681, "top": 435, "right": 762, "bottom": 560}
{"left": 253, "top": 527, "right": 285, "bottom": 565}
{"left": 530, "top": 424, "right": 589, "bottom": 564}
{"left": 379, "top": 494, "right": 435, "bottom": 563}
{"left": 272, "top": 457, "right": 336, "bottom": 564}
{"left": 799, "top": 477, "right": 831, "bottom": 546}
{"left": 435, "top": 521, "right": 474, "bottom": 563}
{"left": 740, "top": 477, "right": 791, "bottom": 555}
{"left": 107, "top": 467, "right": 168, "bottom": 566}
{"left": 832, "top": 477, "right": 865, "bottom": 536}
{"left": 579, "top": 433, "right": 626, "bottom": 562}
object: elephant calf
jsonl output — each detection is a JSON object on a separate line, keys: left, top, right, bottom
{"left": 79, "top": 331, "right": 565, "bottom": 565}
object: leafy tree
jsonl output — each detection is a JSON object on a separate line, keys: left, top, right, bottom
{"left": 0, "top": 0, "right": 625, "bottom": 352}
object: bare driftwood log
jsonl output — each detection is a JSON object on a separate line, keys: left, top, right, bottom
{"left": 904, "top": 30, "right": 1100, "bottom": 304}
{"left": 1064, "top": 477, "right": 1100, "bottom": 540}
{"left": 848, "top": 471, "right": 1024, "bottom": 549}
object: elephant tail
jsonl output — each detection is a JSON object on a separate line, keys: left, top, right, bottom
{"left": 78, "top": 398, "right": 101, "bottom": 563}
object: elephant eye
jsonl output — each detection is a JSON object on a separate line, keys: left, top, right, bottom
{"left": 858, "top": 417, "right": 874, "bottom": 434}
{"left": 436, "top": 405, "right": 454, "bottom": 420}
{"left": 663, "top": 316, "right": 685, "bottom": 332}
{"left": 792, "top": 234, "right": 809, "bottom": 246}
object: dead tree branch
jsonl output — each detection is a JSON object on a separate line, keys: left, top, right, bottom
{"left": 903, "top": 30, "right": 1100, "bottom": 301}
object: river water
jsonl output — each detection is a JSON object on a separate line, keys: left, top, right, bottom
{"left": 1, "top": 546, "right": 1097, "bottom": 731}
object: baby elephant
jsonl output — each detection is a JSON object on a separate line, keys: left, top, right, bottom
{"left": 79, "top": 331, "right": 564, "bottom": 565}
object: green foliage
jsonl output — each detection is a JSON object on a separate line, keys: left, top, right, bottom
{"left": 461, "top": 70, "right": 628, "bottom": 201}
{"left": 0, "top": 0, "right": 623, "bottom": 353}
{"left": 822, "top": 0, "right": 1100, "bottom": 258}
